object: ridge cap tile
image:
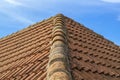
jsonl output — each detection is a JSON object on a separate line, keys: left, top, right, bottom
{"left": 46, "top": 13, "right": 73, "bottom": 80}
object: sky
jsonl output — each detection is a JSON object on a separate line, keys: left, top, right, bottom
{"left": 0, "top": 0, "right": 120, "bottom": 46}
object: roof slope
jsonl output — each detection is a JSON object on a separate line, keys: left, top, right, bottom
{"left": 65, "top": 17, "right": 120, "bottom": 80}
{"left": 0, "top": 14, "right": 120, "bottom": 80}
{"left": 0, "top": 17, "right": 54, "bottom": 80}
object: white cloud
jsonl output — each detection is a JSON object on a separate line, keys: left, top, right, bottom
{"left": 5, "top": 0, "right": 23, "bottom": 6}
{"left": 101, "top": 0, "right": 120, "bottom": 3}
{"left": 0, "top": 0, "right": 33, "bottom": 24}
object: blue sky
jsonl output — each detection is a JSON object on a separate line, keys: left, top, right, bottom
{"left": 0, "top": 0, "right": 120, "bottom": 45}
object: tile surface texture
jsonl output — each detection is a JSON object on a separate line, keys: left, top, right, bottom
{"left": 0, "top": 14, "right": 120, "bottom": 80}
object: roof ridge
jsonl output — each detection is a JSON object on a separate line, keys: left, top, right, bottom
{"left": 46, "top": 14, "right": 73, "bottom": 80}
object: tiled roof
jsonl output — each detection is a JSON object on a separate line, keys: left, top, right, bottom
{"left": 0, "top": 14, "right": 120, "bottom": 80}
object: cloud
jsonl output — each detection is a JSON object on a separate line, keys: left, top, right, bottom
{"left": 4, "top": 0, "right": 23, "bottom": 6}
{"left": 0, "top": 0, "right": 33, "bottom": 24}
{"left": 101, "top": 0, "right": 120, "bottom": 3}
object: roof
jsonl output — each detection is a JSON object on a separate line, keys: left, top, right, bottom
{"left": 0, "top": 14, "right": 120, "bottom": 80}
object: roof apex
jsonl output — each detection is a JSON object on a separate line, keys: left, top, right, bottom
{"left": 55, "top": 13, "right": 64, "bottom": 16}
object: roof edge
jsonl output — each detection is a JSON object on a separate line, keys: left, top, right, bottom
{"left": 46, "top": 14, "right": 73, "bottom": 80}
{"left": 64, "top": 15, "right": 120, "bottom": 47}
{"left": 0, "top": 16, "right": 55, "bottom": 42}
